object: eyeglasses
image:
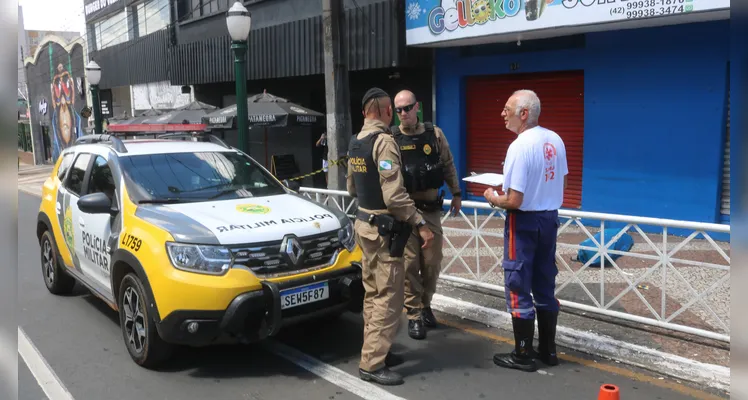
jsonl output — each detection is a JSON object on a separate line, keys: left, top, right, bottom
{"left": 395, "top": 102, "right": 416, "bottom": 114}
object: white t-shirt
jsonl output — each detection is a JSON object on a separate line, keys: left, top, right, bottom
{"left": 502, "top": 126, "right": 568, "bottom": 211}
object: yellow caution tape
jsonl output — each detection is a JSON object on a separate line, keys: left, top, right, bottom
{"left": 283, "top": 156, "right": 349, "bottom": 181}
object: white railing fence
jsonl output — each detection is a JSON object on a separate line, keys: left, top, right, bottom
{"left": 300, "top": 187, "right": 731, "bottom": 343}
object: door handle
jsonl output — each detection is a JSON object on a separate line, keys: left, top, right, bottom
{"left": 79, "top": 218, "right": 85, "bottom": 228}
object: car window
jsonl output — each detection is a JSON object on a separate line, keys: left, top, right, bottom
{"left": 88, "top": 156, "right": 116, "bottom": 201}
{"left": 57, "top": 153, "right": 74, "bottom": 181}
{"left": 119, "top": 151, "right": 287, "bottom": 203}
{"left": 65, "top": 153, "right": 92, "bottom": 197}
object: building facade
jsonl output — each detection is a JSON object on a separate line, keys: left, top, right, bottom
{"left": 405, "top": 0, "right": 731, "bottom": 232}
{"left": 85, "top": 0, "right": 434, "bottom": 187}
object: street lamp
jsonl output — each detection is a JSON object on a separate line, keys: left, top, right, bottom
{"left": 226, "top": 1, "right": 251, "bottom": 153}
{"left": 85, "top": 60, "right": 103, "bottom": 135}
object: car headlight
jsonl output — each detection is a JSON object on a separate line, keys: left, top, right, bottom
{"left": 166, "top": 242, "right": 232, "bottom": 275}
{"left": 338, "top": 218, "right": 356, "bottom": 253}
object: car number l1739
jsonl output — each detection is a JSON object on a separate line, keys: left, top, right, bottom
{"left": 280, "top": 281, "right": 329, "bottom": 310}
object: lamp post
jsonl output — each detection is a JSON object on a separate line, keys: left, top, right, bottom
{"left": 226, "top": 1, "right": 252, "bottom": 153}
{"left": 85, "top": 61, "right": 103, "bottom": 135}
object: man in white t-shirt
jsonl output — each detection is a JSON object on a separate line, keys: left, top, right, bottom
{"left": 483, "top": 89, "right": 568, "bottom": 373}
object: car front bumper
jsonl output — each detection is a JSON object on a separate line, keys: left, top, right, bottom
{"left": 155, "top": 263, "right": 364, "bottom": 346}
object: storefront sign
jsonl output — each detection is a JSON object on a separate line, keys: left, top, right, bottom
{"left": 99, "top": 89, "right": 113, "bottom": 118}
{"left": 405, "top": 0, "right": 729, "bottom": 45}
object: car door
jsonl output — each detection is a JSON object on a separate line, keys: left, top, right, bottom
{"left": 78, "top": 154, "right": 118, "bottom": 297}
{"left": 58, "top": 152, "right": 96, "bottom": 283}
{"left": 52, "top": 152, "right": 76, "bottom": 269}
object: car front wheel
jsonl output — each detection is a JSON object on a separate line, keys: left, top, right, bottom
{"left": 118, "top": 273, "right": 173, "bottom": 369}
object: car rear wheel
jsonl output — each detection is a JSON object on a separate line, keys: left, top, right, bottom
{"left": 118, "top": 273, "right": 173, "bottom": 369}
{"left": 40, "top": 231, "right": 76, "bottom": 295}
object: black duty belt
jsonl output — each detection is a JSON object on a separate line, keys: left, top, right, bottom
{"left": 355, "top": 209, "right": 380, "bottom": 224}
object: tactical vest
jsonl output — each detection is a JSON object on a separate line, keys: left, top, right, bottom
{"left": 347, "top": 131, "right": 387, "bottom": 210}
{"left": 391, "top": 122, "right": 444, "bottom": 193}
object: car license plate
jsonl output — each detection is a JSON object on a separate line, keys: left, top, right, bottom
{"left": 280, "top": 281, "right": 329, "bottom": 310}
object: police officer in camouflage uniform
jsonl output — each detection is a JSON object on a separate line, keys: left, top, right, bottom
{"left": 391, "top": 90, "right": 462, "bottom": 340}
{"left": 347, "top": 87, "right": 435, "bottom": 386}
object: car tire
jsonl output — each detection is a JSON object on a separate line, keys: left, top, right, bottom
{"left": 40, "top": 231, "right": 76, "bottom": 295}
{"left": 118, "top": 273, "right": 173, "bottom": 369}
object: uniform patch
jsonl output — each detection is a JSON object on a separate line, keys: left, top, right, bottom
{"left": 236, "top": 204, "right": 271, "bottom": 214}
{"left": 379, "top": 160, "right": 393, "bottom": 171}
{"left": 423, "top": 144, "right": 432, "bottom": 155}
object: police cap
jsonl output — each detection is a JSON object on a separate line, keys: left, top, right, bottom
{"left": 361, "top": 87, "right": 390, "bottom": 110}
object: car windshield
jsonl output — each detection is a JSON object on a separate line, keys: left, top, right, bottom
{"left": 119, "top": 151, "right": 287, "bottom": 203}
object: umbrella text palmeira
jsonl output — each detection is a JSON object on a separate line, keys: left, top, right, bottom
{"left": 202, "top": 91, "right": 325, "bottom": 130}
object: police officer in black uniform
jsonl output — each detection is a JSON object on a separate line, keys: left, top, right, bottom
{"left": 391, "top": 90, "right": 462, "bottom": 340}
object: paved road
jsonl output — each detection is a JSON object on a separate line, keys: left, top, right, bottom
{"left": 17, "top": 191, "right": 725, "bottom": 400}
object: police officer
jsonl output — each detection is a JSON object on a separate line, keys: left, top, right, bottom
{"left": 483, "top": 89, "right": 567, "bottom": 372}
{"left": 391, "top": 90, "right": 462, "bottom": 340}
{"left": 347, "top": 87, "right": 435, "bottom": 386}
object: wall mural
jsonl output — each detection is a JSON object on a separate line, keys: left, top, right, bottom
{"left": 24, "top": 38, "right": 86, "bottom": 164}
{"left": 50, "top": 62, "right": 83, "bottom": 161}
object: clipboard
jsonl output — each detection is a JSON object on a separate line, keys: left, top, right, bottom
{"left": 462, "top": 172, "right": 504, "bottom": 187}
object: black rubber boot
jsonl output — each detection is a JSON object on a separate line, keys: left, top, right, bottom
{"left": 422, "top": 306, "right": 438, "bottom": 328}
{"left": 359, "top": 367, "right": 404, "bottom": 385}
{"left": 493, "top": 317, "right": 537, "bottom": 372}
{"left": 536, "top": 310, "right": 559, "bottom": 366}
{"left": 408, "top": 319, "right": 426, "bottom": 340}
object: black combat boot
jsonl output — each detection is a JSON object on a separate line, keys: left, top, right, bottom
{"left": 359, "top": 367, "right": 404, "bottom": 385}
{"left": 493, "top": 317, "right": 537, "bottom": 372}
{"left": 422, "top": 306, "right": 438, "bottom": 328}
{"left": 408, "top": 318, "right": 426, "bottom": 340}
{"left": 535, "top": 310, "right": 559, "bottom": 366}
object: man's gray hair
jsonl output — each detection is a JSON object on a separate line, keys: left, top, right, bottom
{"left": 513, "top": 89, "right": 541, "bottom": 126}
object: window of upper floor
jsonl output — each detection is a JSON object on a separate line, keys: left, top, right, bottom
{"left": 177, "top": 0, "right": 265, "bottom": 24}
{"left": 136, "top": 0, "right": 170, "bottom": 36}
{"left": 89, "top": 0, "right": 171, "bottom": 51}
{"left": 93, "top": 9, "right": 130, "bottom": 51}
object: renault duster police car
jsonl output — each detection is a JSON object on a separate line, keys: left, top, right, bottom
{"left": 36, "top": 133, "right": 364, "bottom": 368}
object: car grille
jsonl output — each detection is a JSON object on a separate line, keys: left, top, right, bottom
{"left": 229, "top": 230, "right": 342, "bottom": 277}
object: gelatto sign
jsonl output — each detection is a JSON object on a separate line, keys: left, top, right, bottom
{"left": 404, "top": 0, "right": 729, "bottom": 45}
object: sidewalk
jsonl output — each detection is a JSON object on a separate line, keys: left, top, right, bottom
{"left": 439, "top": 214, "right": 731, "bottom": 342}
{"left": 17, "top": 162, "right": 52, "bottom": 197}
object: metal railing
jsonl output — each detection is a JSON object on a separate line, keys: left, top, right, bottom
{"left": 299, "top": 187, "right": 731, "bottom": 343}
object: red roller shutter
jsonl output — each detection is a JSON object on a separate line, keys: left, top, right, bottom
{"left": 465, "top": 70, "right": 585, "bottom": 209}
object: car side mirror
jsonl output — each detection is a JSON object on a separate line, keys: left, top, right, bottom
{"left": 283, "top": 179, "right": 301, "bottom": 193}
{"left": 78, "top": 192, "right": 118, "bottom": 216}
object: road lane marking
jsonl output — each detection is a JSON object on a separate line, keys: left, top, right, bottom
{"left": 18, "top": 327, "right": 75, "bottom": 400}
{"left": 439, "top": 319, "right": 725, "bottom": 400}
{"left": 264, "top": 340, "right": 406, "bottom": 400}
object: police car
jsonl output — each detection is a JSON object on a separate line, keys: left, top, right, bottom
{"left": 36, "top": 133, "right": 364, "bottom": 368}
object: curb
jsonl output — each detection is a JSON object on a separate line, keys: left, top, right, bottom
{"left": 430, "top": 293, "right": 730, "bottom": 392}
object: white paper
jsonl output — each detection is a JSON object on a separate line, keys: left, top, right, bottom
{"left": 462, "top": 173, "right": 504, "bottom": 187}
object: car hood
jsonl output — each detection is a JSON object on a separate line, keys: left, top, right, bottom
{"left": 135, "top": 194, "right": 345, "bottom": 245}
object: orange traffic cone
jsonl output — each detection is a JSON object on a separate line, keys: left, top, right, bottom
{"left": 598, "top": 384, "right": 620, "bottom": 400}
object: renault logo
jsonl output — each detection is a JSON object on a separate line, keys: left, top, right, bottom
{"left": 280, "top": 235, "right": 304, "bottom": 266}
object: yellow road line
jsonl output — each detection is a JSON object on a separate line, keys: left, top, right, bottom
{"left": 440, "top": 319, "right": 726, "bottom": 400}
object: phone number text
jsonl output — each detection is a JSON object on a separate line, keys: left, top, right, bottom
{"left": 610, "top": 4, "right": 691, "bottom": 19}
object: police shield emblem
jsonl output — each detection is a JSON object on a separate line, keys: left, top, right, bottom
{"left": 423, "top": 144, "right": 432, "bottom": 155}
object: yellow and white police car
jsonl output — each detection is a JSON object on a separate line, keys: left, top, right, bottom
{"left": 36, "top": 134, "right": 363, "bottom": 368}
